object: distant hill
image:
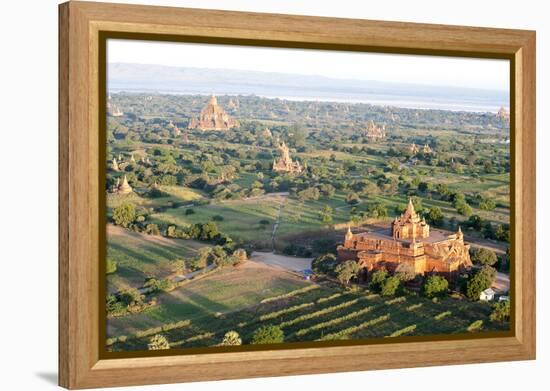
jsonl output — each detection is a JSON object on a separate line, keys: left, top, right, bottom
{"left": 108, "top": 62, "right": 509, "bottom": 113}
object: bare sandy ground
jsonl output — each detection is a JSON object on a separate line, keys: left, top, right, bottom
{"left": 250, "top": 251, "right": 313, "bottom": 272}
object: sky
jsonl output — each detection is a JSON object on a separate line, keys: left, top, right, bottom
{"left": 107, "top": 39, "right": 510, "bottom": 91}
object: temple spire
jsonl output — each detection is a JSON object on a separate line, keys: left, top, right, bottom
{"left": 405, "top": 197, "right": 417, "bottom": 217}
{"left": 345, "top": 225, "right": 353, "bottom": 242}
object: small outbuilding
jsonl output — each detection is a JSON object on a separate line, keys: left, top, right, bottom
{"left": 480, "top": 288, "right": 496, "bottom": 302}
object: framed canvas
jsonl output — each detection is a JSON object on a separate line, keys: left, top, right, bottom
{"left": 59, "top": 1, "right": 536, "bottom": 389}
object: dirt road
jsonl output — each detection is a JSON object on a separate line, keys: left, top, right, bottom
{"left": 250, "top": 251, "right": 313, "bottom": 272}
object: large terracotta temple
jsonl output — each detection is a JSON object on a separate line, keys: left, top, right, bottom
{"left": 188, "top": 94, "right": 237, "bottom": 131}
{"left": 337, "top": 199, "right": 472, "bottom": 280}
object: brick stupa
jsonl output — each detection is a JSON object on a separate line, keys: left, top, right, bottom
{"left": 188, "top": 95, "right": 237, "bottom": 131}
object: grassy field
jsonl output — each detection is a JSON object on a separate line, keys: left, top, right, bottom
{"left": 150, "top": 193, "right": 284, "bottom": 246}
{"left": 107, "top": 262, "right": 509, "bottom": 351}
{"left": 106, "top": 224, "right": 203, "bottom": 291}
{"left": 106, "top": 261, "right": 309, "bottom": 340}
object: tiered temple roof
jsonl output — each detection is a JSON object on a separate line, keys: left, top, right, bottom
{"left": 188, "top": 95, "right": 238, "bottom": 131}
{"left": 338, "top": 200, "right": 472, "bottom": 280}
{"left": 392, "top": 198, "right": 430, "bottom": 240}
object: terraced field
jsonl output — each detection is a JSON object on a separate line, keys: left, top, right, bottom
{"left": 107, "top": 265, "right": 509, "bottom": 352}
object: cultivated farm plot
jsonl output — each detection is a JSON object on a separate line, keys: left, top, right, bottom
{"left": 107, "top": 263, "right": 510, "bottom": 352}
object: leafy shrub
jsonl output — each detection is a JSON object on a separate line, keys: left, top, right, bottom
{"left": 106, "top": 258, "right": 117, "bottom": 274}
{"left": 381, "top": 276, "right": 401, "bottom": 296}
{"left": 220, "top": 331, "right": 242, "bottom": 346}
{"left": 490, "top": 300, "right": 510, "bottom": 322}
{"left": 467, "top": 320, "right": 484, "bottom": 332}
{"left": 422, "top": 275, "right": 449, "bottom": 298}
{"left": 251, "top": 325, "right": 284, "bottom": 344}
{"left": 112, "top": 202, "right": 136, "bottom": 227}
{"left": 147, "top": 334, "right": 170, "bottom": 350}
{"left": 311, "top": 253, "right": 337, "bottom": 274}
{"left": 368, "top": 269, "right": 388, "bottom": 292}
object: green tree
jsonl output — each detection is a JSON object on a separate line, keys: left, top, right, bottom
{"left": 455, "top": 201, "right": 473, "bottom": 217}
{"left": 312, "top": 253, "right": 337, "bottom": 274}
{"left": 495, "top": 224, "right": 510, "bottom": 243}
{"left": 112, "top": 202, "right": 136, "bottom": 227}
{"left": 426, "top": 207, "right": 444, "bottom": 226}
{"left": 471, "top": 248, "right": 498, "bottom": 266}
{"left": 465, "top": 266, "right": 496, "bottom": 301}
{"left": 490, "top": 300, "right": 510, "bottom": 322}
{"left": 144, "top": 277, "right": 174, "bottom": 293}
{"left": 479, "top": 198, "right": 496, "bottom": 211}
{"left": 199, "top": 222, "right": 219, "bottom": 241}
{"left": 368, "top": 269, "right": 388, "bottom": 292}
{"left": 319, "top": 183, "right": 336, "bottom": 197}
{"left": 380, "top": 276, "right": 401, "bottom": 296}
{"left": 148, "top": 334, "right": 170, "bottom": 350}
{"left": 118, "top": 288, "right": 143, "bottom": 307}
{"left": 334, "top": 260, "right": 361, "bottom": 286}
{"left": 251, "top": 325, "right": 284, "bottom": 344}
{"left": 345, "top": 192, "right": 361, "bottom": 205}
{"left": 297, "top": 187, "right": 320, "bottom": 201}
{"left": 221, "top": 331, "right": 242, "bottom": 346}
{"left": 318, "top": 205, "right": 333, "bottom": 224}
{"left": 422, "top": 275, "right": 449, "bottom": 298}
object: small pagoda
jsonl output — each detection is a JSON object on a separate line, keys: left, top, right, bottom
{"left": 272, "top": 141, "right": 303, "bottom": 173}
{"left": 364, "top": 120, "right": 386, "bottom": 141}
{"left": 115, "top": 175, "right": 133, "bottom": 195}
{"left": 422, "top": 143, "right": 433, "bottom": 154}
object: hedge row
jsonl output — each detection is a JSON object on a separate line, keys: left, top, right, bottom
{"left": 318, "top": 313, "right": 390, "bottom": 341}
{"left": 295, "top": 306, "right": 374, "bottom": 337}
{"left": 385, "top": 296, "right": 406, "bottom": 305}
{"left": 317, "top": 292, "right": 346, "bottom": 304}
{"left": 170, "top": 332, "right": 214, "bottom": 347}
{"left": 434, "top": 311, "right": 452, "bottom": 320}
{"left": 106, "top": 319, "right": 191, "bottom": 346}
{"left": 260, "top": 302, "right": 314, "bottom": 321}
{"left": 406, "top": 303, "right": 423, "bottom": 312}
{"left": 387, "top": 324, "right": 417, "bottom": 337}
{"left": 467, "top": 320, "right": 484, "bottom": 332}
{"left": 278, "top": 298, "right": 362, "bottom": 329}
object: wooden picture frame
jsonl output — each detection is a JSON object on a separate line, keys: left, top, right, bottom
{"left": 59, "top": 1, "right": 536, "bottom": 389}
